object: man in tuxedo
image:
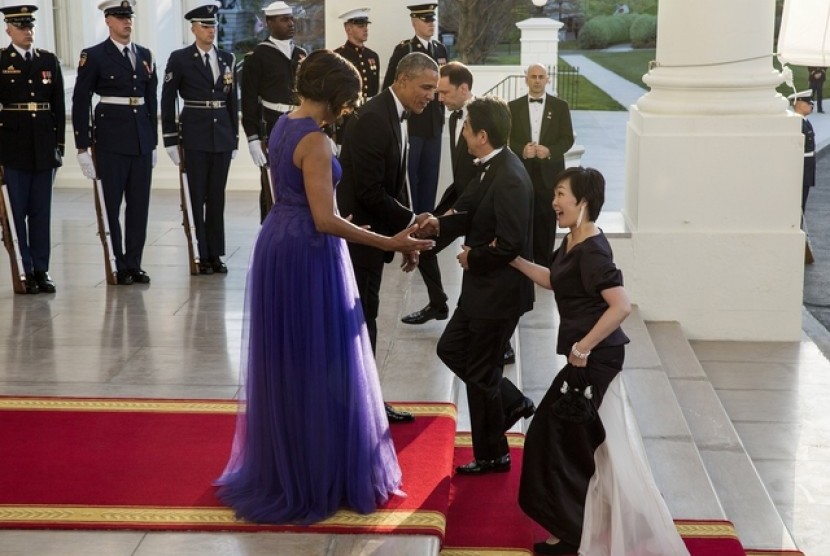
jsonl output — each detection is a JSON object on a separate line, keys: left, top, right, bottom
{"left": 401, "top": 61, "right": 476, "bottom": 326}
{"left": 337, "top": 52, "right": 438, "bottom": 423}
{"left": 422, "top": 97, "right": 535, "bottom": 474}
{"left": 508, "top": 63, "right": 574, "bottom": 267}
{"left": 383, "top": 3, "right": 448, "bottom": 216}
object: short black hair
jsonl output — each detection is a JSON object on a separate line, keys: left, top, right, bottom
{"left": 295, "top": 49, "right": 361, "bottom": 115}
{"left": 555, "top": 167, "right": 605, "bottom": 222}
{"left": 439, "top": 61, "right": 473, "bottom": 89}
{"left": 395, "top": 51, "right": 438, "bottom": 82}
{"left": 465, "top": 96, "right": 511, "bottom": 149}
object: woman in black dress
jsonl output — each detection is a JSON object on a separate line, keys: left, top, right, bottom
{"left": 510, "top": 167, "right": 688, "bottom": 555}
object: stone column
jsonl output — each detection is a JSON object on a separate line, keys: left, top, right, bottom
{"left": 623, "top": 0, "right": 804, "bottom": 340}
{"left": 516, "top": 16, "right": 564, "bottom": 92}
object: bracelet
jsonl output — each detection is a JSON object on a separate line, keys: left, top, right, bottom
{"left": 571, "top": 342, "right": 590, "bottom": 359}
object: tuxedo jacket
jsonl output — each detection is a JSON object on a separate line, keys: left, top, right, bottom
{"left": 438, "top": 148, "right": 534, "bottom": 320}
{"left": 508, "top": 94, "right": 574, "bottom": 194}
{"left": 336, "top": 89, "right": 414, "bottom": 266}
{"left": 160, "top": 44, "right": 238, "bottom": 153}
{"left": 72, "top": 39, "right": 158, "bottom": 155}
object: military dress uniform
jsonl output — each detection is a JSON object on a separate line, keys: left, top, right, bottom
{"left": 71, "top": 0, "right": 158, "bottom": 285}
{"left": 335, "top": 41, "right": 379, "bottom": 100}
{"left": 802, "top": 110, "right": 816, "bottom": 212}
{"left": 382, "top": 4, "right": 448, "bottom": 214}
{"left": 0, "top": 3, "right": 64, "bottom": 294}
{"left": 161, "top": 3, "right": 238, "bottom": 274}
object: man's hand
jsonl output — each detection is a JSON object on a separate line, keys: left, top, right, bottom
{"left": 400, "top": 251, "right": 419, "bottom": 272}
{"left": 77, "top": 150, "right": 97, "bottom": 180}
{"left": 457, "top": 244, "right": 471, "bottom": 270}
{"left": 416, "top": 215, "right": 440, "bottom": 238}
{"left": 535, "top": 144, "right": 551, "bottom": 159}
{"left": 522, "top": 142, "right": 537, "bottom": 159}
{"left": 165, "top": 146, "right": 180, "bottom": 166}
{"left": 248, "top": 139, "right": 267, "bottom": 167}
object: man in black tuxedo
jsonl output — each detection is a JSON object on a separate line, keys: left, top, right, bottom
{"left": 401, "top": 61, "right": 476, "bottom": 326}
{"left": 422, "top": 97, "right": 534, "bottom": 474}
{"left": 508, "top": 63, "right": 574, "bottom": 267}
{"left": 337, "top": 52, "right": 438, "bottom": 423}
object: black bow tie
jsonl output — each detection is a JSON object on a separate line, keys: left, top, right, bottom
{"left": 475, "top": 162, "right": 490, "bottom": 174}
{"left": 450, "top": 109, "right": 463, "bottom": 121}
{"left": 529, "top": 97, "right": 543, "bottom": 104}
{"left": 400, "top": 110, "right": 410, "bottom": 122}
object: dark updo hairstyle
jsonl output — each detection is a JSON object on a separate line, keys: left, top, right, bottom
{"left": 294, "top": 49, "right": 362, "bottom": 117}
{"left": 555, "top": 166, "right": 605, "bottom": 222}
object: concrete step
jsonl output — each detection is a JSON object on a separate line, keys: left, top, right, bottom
{"left": 647, "top": 321, "right": 800, "bottom": 552}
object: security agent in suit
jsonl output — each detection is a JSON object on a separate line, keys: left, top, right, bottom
{"left": 0, "top": 2, "right": 63, "bottom": 294}
{"left": 240, "top": 0, "right": 306, "bottom": 222}
{"left": 382, "top": 3, "right": 448, "bottom": 215}
{"left": 72, "top": 0, "right": 158, "bottom": 285}
{"left": 337, "top": 52, "right": 438, "bottom": 423}
{"left": 421, "top": 97, "right": 534, "bottom": 474}
{"left": 401, "top": 61, "right": 476, "bottom": 325}
{"left": 161, "top": 1, "right": 238, "bottom": 275}
{"left": 508, "top": 63, "right": 574, "bottom": 268}
{"left": 332, "top": 7, "right": 379, "bottom": 147}
{"left": 791, "top": 91, "right": 816, "bottom": 212}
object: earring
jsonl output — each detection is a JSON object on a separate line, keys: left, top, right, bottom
{"left": 576, "top": 205, "right": 585, "bottom": 228}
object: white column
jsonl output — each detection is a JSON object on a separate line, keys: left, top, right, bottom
{"left": 624, "top": 0, "right": 804, "bottom": 340}
{"left": 516, "top": 16, "right": 563, "bottom": 93}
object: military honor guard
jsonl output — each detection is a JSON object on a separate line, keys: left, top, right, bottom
{"left": 0, "top": 1, "right": 63, "bottom": 294}
{"left": 240, "top": 0, "right": 306, "bottom": 222}
{"left": 161, "top": 0, "right": 238, "bottom": 275}
{"left": 382, "top": 3, "right": 448, "bottom": 215}
{"left": 72, "top": 0, "right": 158, "bottom": 286}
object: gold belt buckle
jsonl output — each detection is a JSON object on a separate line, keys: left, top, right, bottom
{"left": 210, "top": 101, "right": 220, "bottom": 108}
{"left": 129, "top": 97, "right": 140, "bottom": 106}
{"left": 27, "top": 102, "right": 37, "bottom": 111}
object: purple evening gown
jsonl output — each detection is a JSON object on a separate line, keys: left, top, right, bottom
{"left": 215, "top": 116, "right": 403, "bottom": 524}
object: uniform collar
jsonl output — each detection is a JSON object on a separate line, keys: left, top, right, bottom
{"left": 111, "top": 39, "right": 134, "bottom": 54}
{"left": 415, "top": 36, "right": 430, "bottom": 50}
{"left": 344, "top": 40, "right": 364, "bottom": 52}
{"left": 11, "top": 44, "right": 34, "bottom": 59}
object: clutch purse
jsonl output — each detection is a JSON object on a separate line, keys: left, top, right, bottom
{"left": 552, "top": 380, "right": 597, "bottom": 424}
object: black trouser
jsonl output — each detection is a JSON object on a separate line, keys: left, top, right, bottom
{"left": 347, "top": 246, "right": 383, "bottom": 354}
{"left": 3, "top": 167, "right": 54, "bottom": 275}
{"left": 417, "top": 252, "right": 448, "bottom": 308}
{"left": 184, "top": 149, "right": 232, "bottom": 261}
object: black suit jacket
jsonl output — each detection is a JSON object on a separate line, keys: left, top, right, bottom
{"left": 438, "top": 148, "right": 534, "bottom": 320}
{"left": 508, "top": 94, "right": 574, "bottom": 194}
{"left": 160, "top": 44, "right": 238, "bottom": 152}
{"left": 336, "top": 89, "right": 414, "bottom": 266}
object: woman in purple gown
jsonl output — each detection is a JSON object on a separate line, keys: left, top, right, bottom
{"left": 216, "top": 50, "right": 433, "bottom": 525}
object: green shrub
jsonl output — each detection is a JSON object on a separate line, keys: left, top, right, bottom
{"left": 577, "top": 14, "right": 638, "bottom": 49}
{"left": 630, "top": 14, "right": 657, "bottom": 48}
{"left": 578, "top": 18, "right": 609, "bottom": 49}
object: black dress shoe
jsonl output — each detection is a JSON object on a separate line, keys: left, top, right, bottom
{"left": 401, "top": 303, "right": 449, "bottom": 325}
{"left": 22, "top": 273, "right": 39, "bottom": 294}
{"left": 199, "top": 262, "right": 214, "bottom": 275}
{"left": 504, "top": 396, "right": 535, "bottom": 431}
{"left": 116, "top": 271, "right": 134, "bottom": 285}
{"left": 129, "top": 269, "right": 151, "bottom": 284}
{"left": 533, "top": 540, "right": 578, "bottom": 555}
{"left": 211, "top": 259, "right": 228, "bottom": 274}
{"left": 503, "top": 344, "right": 516, "bottom": 364}
{"left": 455, "top": 454, "right": 511, "bottom": 475}
{"left": 33, "top": 271, "right": 56, "bottom": 293}
{"left": 385, "top": 403, "right": 414, "bottom": 424}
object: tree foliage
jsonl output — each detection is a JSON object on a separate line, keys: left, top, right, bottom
{"left": 439, "top": 0, "right": 526, "bottom": 64}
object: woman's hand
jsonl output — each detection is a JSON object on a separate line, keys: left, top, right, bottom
{"left": 389, "top": 223, "right": 434, "bottom": 254}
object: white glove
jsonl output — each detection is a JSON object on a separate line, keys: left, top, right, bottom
{"left": 231, "top": 149, "right": 238, "bottom": 160}
{"left": 152, "top": 149, "right": 158, "bottom": 168}
{"left": 166, "top": 146, "right": 181, "bottom": 166}
{"left": 248, "top": 139, "right": 267, "bottom": 167}
{"left": 77, "top": 151, "right": 97, "bottom": 180}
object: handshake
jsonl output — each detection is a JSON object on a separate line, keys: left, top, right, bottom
{"left": 414, "top": 212, "right": 440, "bottom": 238}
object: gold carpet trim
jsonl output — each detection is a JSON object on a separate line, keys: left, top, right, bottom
{"left": 674, "top": 521, "right": 738, "bottom": 538}
{"left": 454, "top": 432, "right": 524, "bottom": 449}
{"left": 441, "top": 549, "right": 530, "bottom": 556}
{"left": 0, "top": 505, "right": 446, "bottom": 533}
{"left": 0, "top": 398, "right": 457, "bottom": 419}
{"left": 745, "top": 551, "right": 805, "bottom": 556}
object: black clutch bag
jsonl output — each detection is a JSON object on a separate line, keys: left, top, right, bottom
{"left": 552, "top": 380, "right": 597, "bottom": 424}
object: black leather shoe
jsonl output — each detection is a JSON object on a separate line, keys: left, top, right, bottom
{"left": 455, "top": 454, "right": 511, "bottom": 475}
{"left": 533, "top": 540, "right": 578, "bottom": 555}
{"left": 504, "top": 396, "right": 535, "bottom": 431}
{"left": 116, "top": 271, "right": 134, "bottom": 285}
{"left": 129, "top": 269, "right": 151, "bottom": 284}
{"left": 211, "top": 259, "right": 228, "bottom": 274}
{"left": 385, "top": 403, "right": 414, "bottom": 424}
{"left": 199, "top": 262, "right": 214, "bottom": 275}
{"left": 401, "top": 303, "right": 449, "bottom": 325}
{"left": 22, "top": 273, "right": 39, "bottom": 294}
{"left": 33, "top": 271, "right": 56, "bottom": 293}
{"left": 503, "top": 344, "right": 516, "bottom": 364}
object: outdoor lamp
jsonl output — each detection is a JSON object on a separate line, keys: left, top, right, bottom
{"left": 778, "top": 0, "right": 830, "bottom": 65}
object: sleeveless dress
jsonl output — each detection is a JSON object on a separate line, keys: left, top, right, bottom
{"left": 215, "top": 116, "right": 403, "bottom": 525}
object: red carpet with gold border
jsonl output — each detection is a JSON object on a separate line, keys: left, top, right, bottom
{"left": 0, "top": 397, "right": 456, "bottom": 538}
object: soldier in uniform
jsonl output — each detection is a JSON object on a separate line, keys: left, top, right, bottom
{"left": 332, "top": 7, "right": 379, "bottom": 149}
{"left": 240, "top": 0, "right": 306, "bottom": 222}
{"left": 72, "top": 0, "right": 158, "bottom": 285}
{"left": 792, "top": 90, "right": 816, "bottom": 212}
{"left": 382, "top": 3, "right": 448, "bottom": 215}
{"left": 0, "top": 1, "right": 63, "bottom": 294}
{"left": 161, "top": 0, "right": 238, "bottom": 275}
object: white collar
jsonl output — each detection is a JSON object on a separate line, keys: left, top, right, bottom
{"left": 196, "top": 44, "right": 215, "bottom": 57}
{"left": 474, "top": 146, "right": 504, "bottom": 166}
{"left": 11, "top": 44, "right": 32, "bottom": 59}
{"left": 111, "top": 39, "right": 133, "bottom": 53}
{"left": 389, "top": 88, "right": 406, "bottom": 121}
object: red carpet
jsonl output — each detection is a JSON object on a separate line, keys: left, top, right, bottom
{"left": 440, "top": 434, "right": 791, "bottom": 556}
{"left": 0, "top": 397, "right": 456, "bottom": 537}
